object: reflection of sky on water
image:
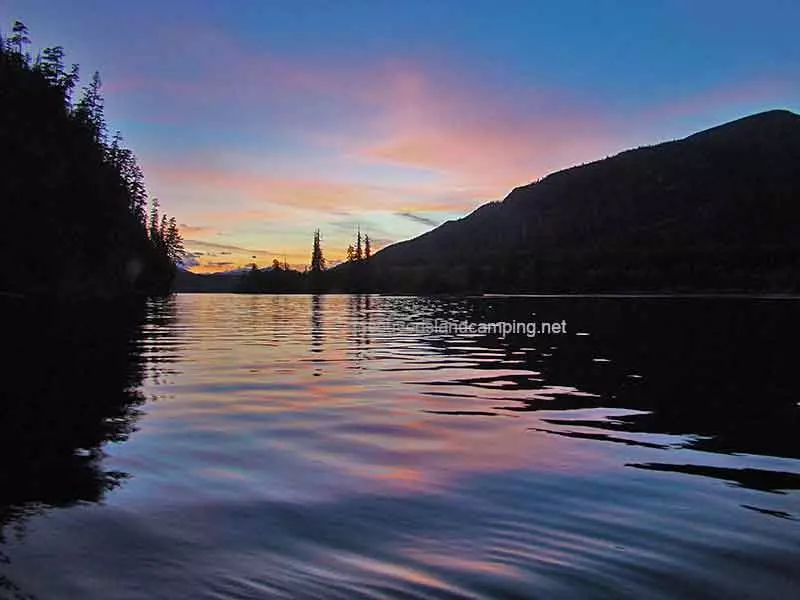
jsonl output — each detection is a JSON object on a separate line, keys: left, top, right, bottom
{"left": 2, "top": 294, "right": 798, "bottom": 598}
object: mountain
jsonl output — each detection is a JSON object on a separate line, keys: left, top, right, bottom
{"left": 173, "top": 269, "right": 240, "bottom": 293}
{"left": 369, "top": 109, "right": 800, "bottom": 293}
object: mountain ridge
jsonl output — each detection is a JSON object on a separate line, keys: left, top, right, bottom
{"left": 367, "top": 109, "right": 800, "bottom": 293}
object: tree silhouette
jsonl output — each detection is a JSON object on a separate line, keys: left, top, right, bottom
{"left": 310, "top": 229, "right": 326, "bottom": 272}
{"left": 8, "top": 21, "right": 30, "bottom": 58}
{"left": 34, "top": 45, "right": 65, "bottom": 87}
{"left": 159, "top": 214, "right": 169, "bottom": 246}
{"left": 149, "top": 198, "right": 161, "bottom": 244}
{"left": 345, "top": 228, "right": 372, "bottom": 264}
{"left": 74, "top": 70, "right": 106, "bottom": 144}
{"left": 0, "top": 21, "right": 184, "bottom": 296}
{"left": 111, "top": 133, "right": 148, "bottom": 224}
{"left": 165, "top": 217, "right": 185, "bottom": 265}
{"left": 31, "top": 44, "right": 78, "bottom": 101}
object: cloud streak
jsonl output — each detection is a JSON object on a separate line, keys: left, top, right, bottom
{"left": 395, "top": 211, "right": 441, "bottom": 228}
{"left": 183, "top": 239, "right": 276, "bottom": 273}
{"left": 184, "top": 239, "right": 273, "bottom": 255}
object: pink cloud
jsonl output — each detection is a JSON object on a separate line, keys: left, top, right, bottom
{"left": 103, "top": 27, "right": 617, "bottom": 204}
{"left": 106, "top": 23, "right": 797, "bottom": 269}
{"left": 335, "top": 63, "right": 626, "bottom": 190}
{"left": 104, "top": 26, "right": 623, "bottom": 189}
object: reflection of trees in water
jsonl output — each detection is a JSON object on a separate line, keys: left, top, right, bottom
{"left": 310, "top": 294, "right": 323, "bottom": 352}
{"left": 0, "top": 297, "right": 171, "bottom": 596}
{"left": 141, "top": 295, "right": 180, "bottom": 385}
{"left": 347, "top": 294, "right": 373, "bottom": 365}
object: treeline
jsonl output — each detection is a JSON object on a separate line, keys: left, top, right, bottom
{"left": 0, "top": 21, "right": 184, "bottom": 298}
{"left": 236, "top": 227, "right": 376, "bottom": 293}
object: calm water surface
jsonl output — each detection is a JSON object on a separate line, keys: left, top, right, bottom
{"left": 1, "top": 294, "right": 799, "bottom": 599}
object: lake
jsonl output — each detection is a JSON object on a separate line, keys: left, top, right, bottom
{"left": 1, "top": 294, "right": 799, "bottom": 599}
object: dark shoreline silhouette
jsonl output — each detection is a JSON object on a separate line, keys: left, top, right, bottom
{"left": 0, "top": 22, "right": 183, "bottom": 301}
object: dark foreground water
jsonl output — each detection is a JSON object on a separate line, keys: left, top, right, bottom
{"left": 1, "top": 294, "right": 799, "bottom": 599}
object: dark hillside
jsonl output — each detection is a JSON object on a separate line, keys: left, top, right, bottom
{"left": 0, "top": 23, "right": 182, "bottom": 298}
{"left": 371, "top": 110, "right": 800, "bottom": 293}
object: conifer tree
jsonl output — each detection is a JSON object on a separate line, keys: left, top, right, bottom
{"left": 35, "top": 45, "right": 64, "bottom": 87}
{"left": 74, "top": 71, "right": 106, "bottom": 144}
{"left": 159, "top": 214, "right": 169, "bottom": 245}
{"left": 310, "top": 229, "right": 326, "bottom": 272}
{"left": 8, "top": 21, "right": 30, "bottom": 60}
{"left": 149, "top": 198, "right": 161, "bottom": 243}
{"left": 165, "top": 217, "right": 185, "bottom": 265}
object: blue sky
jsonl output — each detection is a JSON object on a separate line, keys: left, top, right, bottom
{"left": 2, "top": 0, "right": 798, "bottom": 271}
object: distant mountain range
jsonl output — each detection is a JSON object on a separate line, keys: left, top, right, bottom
{"left": 174, "top": 268, "right": 247, "bottom": 292}
{"left": 367, "top": 109, "right": 800, "bottom": 293}
{"left": 176, "top": 109, "right": 800, "bottom": 294}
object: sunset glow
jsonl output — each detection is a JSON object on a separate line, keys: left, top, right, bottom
{"left": 5, "top": 0, "right": 798, "bottom": 272}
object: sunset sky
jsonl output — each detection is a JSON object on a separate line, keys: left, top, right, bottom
{"left": 3, "top": 0, "right": 799, "bottom": 272}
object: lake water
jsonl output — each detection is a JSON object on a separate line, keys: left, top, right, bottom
{"left": 1, "top": 294, "right": 799, "bottom": 599}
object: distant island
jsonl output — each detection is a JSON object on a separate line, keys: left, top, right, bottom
{"left": 178, "top": 109, "right": 800, "bottom": 295}
{"left": 0, "top": 22, "right": 184, "bottom": 300}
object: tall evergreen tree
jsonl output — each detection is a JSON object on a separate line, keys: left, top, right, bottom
{"left": 74, "top": 70, "right": 106, "bottom": 144}
{"left": 355, "top": 226, "right": 363, "bottom": 261}
{"left": 310, "top": 229, "right": 326, "bottom": 272}
{"left": 32, "top": 45, "right": 78, "bottom": 102}
{"left": 34, "top": 45, "right": 64, "bottom": 86}
{"left": 107, "top": 130, "right": 124, "bottom": 167}
{"left": 364, "top": 234, "right": 371, "bottom": 259}
{"left": 165, "top": 217, "right": 185, "bottom": 265}
{"left": 149, "top": 198, "right": 161, "bottom": 243}
{"left": 159, "top": 214, "right": 169, "bottom": 244}
{"left": 62, "top": 62, "right": 80, "bottom": 106}
{"left": 8, "top": 21, "right": 30, "bottom": 60}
